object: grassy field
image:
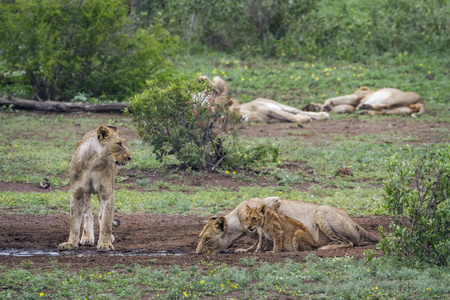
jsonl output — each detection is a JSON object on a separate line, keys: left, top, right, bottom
{"left": 0, "top": 53, "right": 449, "bottom": 299}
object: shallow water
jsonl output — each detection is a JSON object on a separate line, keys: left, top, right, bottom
{"left": 0, "top": 248, "right": 184, "bottom": 257}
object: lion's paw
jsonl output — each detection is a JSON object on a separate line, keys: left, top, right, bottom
{"left": 58, "top": 242, "right": 78, "bottom": 251}
{"left": 80, "top": 236, "right": 95, "bottom": 246}
{"left": 358, "top": 104, "right": 371, "bottom": 110}
{"left": 97, "top": 241, "right": 115, "bottom": 251}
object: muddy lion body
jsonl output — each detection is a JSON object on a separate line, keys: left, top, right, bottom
{"left": 229, "top": 98, "right": 329, "bottom": 123}
{"left": 196, "top": 197, "right": 379, "bottom": 255}
{"left": 243, "top": 203, "right": 326, "bottom": 253}
{"left": 303, "top": 87, "right": 425, "bottom": 117}
{"left": 59, "top": 124, "right": 131, "bottom": 251}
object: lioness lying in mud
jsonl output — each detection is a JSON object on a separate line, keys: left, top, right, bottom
{"left": 199, "top": 75, "right": 329, "bottom": 123}
{"left": 302, "top": 87, "right": 425, "bottom": 117}
{"left": 196, "top": 197, "right": 379, "bottom": 255}
{"left": 244, "top": 203, "right": 326, "bottom": 253}
{"left": 59, "top": 124, "right": 132, "bottom": 251}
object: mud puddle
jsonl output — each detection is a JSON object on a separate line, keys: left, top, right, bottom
{"left": 0, "top": 248, "right": 185, "bottom": 258}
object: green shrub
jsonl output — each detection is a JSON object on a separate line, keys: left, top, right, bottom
{"left": 379, "top": 144, "right": 449, "bottom": 266}
{"left": 126, "top": 78, "right": 241, "bottom": 169}
{"left": 138, "top": 0, "right": 449, "bottom": 59}
{"left": 0, "top": 0, "right": 178, "bottom": 101}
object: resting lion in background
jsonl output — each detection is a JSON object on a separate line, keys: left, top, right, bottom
{"left": 197, "top": 75, "right": 231, "bottom": 107}
{"left": 303, "top": 87, "right": 425, "bottom": 117}
{"left": 199, "top": 75, "right": 329, "bottom": 123}
{"left": 59, "top": 124, "right": 132, "bottom": 251}
{"left": 195, "top": 197, "right": 380, "bottom": 255}
{"left": 244, "top": 203, "right": 326, "bottom": 253}
{"left": 229, "top": 98, "right": 329, "bottom": 123}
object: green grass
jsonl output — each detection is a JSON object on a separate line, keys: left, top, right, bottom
{"left": 176, "top": 52, "right": 449, "bottom": 114}
{"left": 0, "top": 52, "right": 449, "bottom": 298}
{"left": 1, "top": 256, "right": 448, "bottom": 299}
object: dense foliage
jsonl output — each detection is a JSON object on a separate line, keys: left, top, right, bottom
{"left": 379, "top": 145, "right": 450, "bottom": 266}
{"left": 126, "top": 78, "right": 279, "bottom": 170}
{"left": 0, "top": 0, "right": 178, "bottom": 101}
{"left": 127, "top": 78, "right": 239, "bottom": 169}
{"left": 135, "top": 0, "right": 449, "bottom": 59}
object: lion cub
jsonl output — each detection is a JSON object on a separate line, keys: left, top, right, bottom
{"left": 244, "top": 203, "right": 325, "bottom": 253}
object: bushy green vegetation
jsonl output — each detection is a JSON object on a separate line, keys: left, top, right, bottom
{"left": 1, "top": 256, "right": 449, "bottom": 299}
{"left": 0, "top": 0, "right": 178, "bottom": 101}
{"left": 379, "top": 144, "right": 449, "bottom": 266}
{"left": 142, "top": 0, "right": 449, "bottom": 59}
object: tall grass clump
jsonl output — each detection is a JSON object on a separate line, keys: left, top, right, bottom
{"left": 379, "top": 144, "right": 449, "bottom": 266}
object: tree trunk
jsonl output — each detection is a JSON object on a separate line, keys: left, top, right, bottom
{"left": 0, "top": 97, "right": 128, "bottom": 113}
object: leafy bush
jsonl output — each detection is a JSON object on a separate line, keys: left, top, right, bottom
{"left": 0, "top": 0, "right": 178, "bottom": 101}
{"left": 127, "top": 78, "right": 242, "bottom": 169}
{"left": 127, "top": 78, "right": 280, "bottom": 170}
{"left": 379, "top": 144, "right": 449, "bottom": 266}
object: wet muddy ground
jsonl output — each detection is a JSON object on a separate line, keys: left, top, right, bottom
{"left": 0, "top": 112, "right": 448, "bottom": 271}
{"left": 0, "top": 212, "right": 391, "bottom": 271}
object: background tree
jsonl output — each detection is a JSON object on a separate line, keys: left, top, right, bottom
{"left": 0, "top": 0, "right": 178, "bottom": 101}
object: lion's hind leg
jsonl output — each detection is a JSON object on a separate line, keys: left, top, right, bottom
{"left": 313, "top": 206, "right": 360, "bottom": 250}
{"left": 80, "top": 193, "right": 95, "bottom": 246}
{"left": 293, "top": 229, "right": 317, "bottom": 251}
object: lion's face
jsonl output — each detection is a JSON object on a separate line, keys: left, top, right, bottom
{"left": 97, "top": 125, "right": 132, "bottom": 167}
{"left": 244, "top": 204, "right": 264, "bottom": 233}
{"left": 196, "top": 217, "right": 228, "bottom": 255}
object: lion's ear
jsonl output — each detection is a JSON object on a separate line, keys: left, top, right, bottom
{"left": 106, "top": 123, "right": 118, "bottom": 133}
{"left": 97, "top": 126, "right": 112, "bottom": 142}
{"left": 359, "top": 86, "right": 370, "bottom": 91}
{"left": 213, "top": 216, "right": 227, "bottom": 234}
{"left": 257, "top": 203, "right": 267, "bottom": 215}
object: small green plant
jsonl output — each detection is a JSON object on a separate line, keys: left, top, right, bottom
{"left": 127, "top": 77, "right": 242, "bottom": 170}
{"left": 379, "top": 144, "right": 449, "bottom": 266}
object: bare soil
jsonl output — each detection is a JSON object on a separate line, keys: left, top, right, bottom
{"left": 0, "top": 112, "right": 448, "bottom": 271}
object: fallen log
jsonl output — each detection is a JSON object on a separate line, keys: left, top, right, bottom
{"left": 0, "top": 97, "right": 128, "bottom": 113}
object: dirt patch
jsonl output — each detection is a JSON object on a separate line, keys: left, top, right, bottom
{"left": 0, "top": 112, "right": 448, "bottom": 271}
{"left": 0, "top": 212, "right": 391, "bottom": 271}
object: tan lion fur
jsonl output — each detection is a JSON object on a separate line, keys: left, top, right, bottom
{"left": 244, "top": 203, "right": 326, "bottom": 253}
{"left": 199, "top": 75, "right": 329, "bottom": 123}
{"left": 58, "top": 124, "right": 131, "bottom": 251}
{"left": 196, "top": 197, "right": 379, "bottom": 255}
{"left": 303, "top": 87, "right": 425, "bottom": 117}
{"left": 228, "top": 98, "right": 329, "bottom": 123}
{"left": 198, "top": 75, "right": 231, "bottom": 107}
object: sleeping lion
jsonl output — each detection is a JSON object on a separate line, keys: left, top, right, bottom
{"left": 302, "top": 87, "right": 425, "bottom": 117}
{"left": 198, "top": 75, "right": 329, "bottom": 123}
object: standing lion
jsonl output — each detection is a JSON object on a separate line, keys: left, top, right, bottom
{"left": 59, "top": 124, "right": 131, "bottom": 251}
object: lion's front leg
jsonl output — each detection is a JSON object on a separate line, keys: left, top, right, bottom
{"left": 80, "top": 193, "right": 95, "bottom": 246}
{"left": 97, "top": 192, "right": 115, "bottom": 250}
{"left": 59, "top": 189, "right": 84, "bottom": 251}
{"left": 235, "top": 240, "right": 259, "bottom": 254}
